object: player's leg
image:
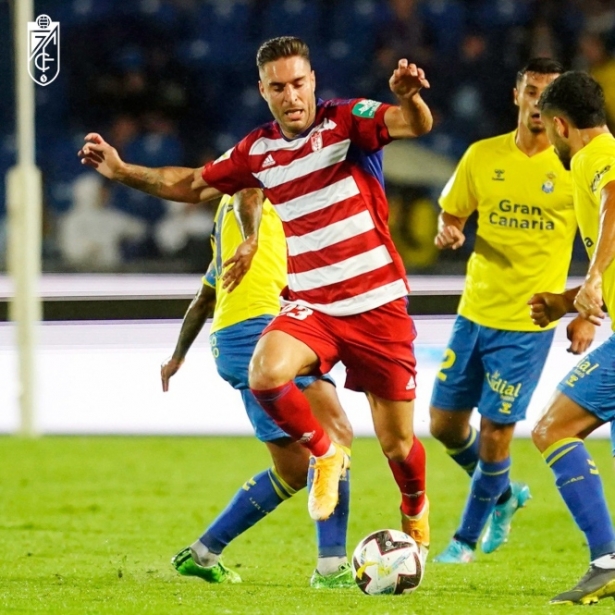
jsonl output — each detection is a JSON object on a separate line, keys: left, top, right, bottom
{"left": 367, "top": 394, "right": 429, "bottom": 563}
{"left": 302, "top": 378, "right": 354, "bottom": 588}
{"left": 342, "top": 299, "right": 428, "bottom": 560}
{"left": 249, "top": 306, "right": 347, "bottom": 521}
{"left": 476, "top": 327, "right": 554, "bottom": 554}
{"left": 173, "top": 317, "right": 300, "bottom": 583}
{"left": 533, "top": 337, "right": 615, "bottom": 605}
{"left": 448, "top": 418, "right": 524, "bottom": 557}
{"left": 429, "top": 316, "right": 483, "bottom": 476}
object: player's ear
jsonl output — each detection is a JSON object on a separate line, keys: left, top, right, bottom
{"left": 513, "top": 87, "right": 519, "bottom": 108}
{"left": 258, "top": 80, "right": 266, "bottom": 101}
{"left": 553, "top": 116, "right": 569, "bottom": 138}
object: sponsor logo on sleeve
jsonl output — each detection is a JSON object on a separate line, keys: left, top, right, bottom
{"left": 352, "top": 99, "right": 382, "bottom": 118}
{"left": 591, "top": 165, "right": 611, "bottom": 192}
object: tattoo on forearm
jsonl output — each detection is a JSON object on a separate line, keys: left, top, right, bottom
{"left": 173, "top": 296, "right": 213, "bottom": 359}
{"left": 121, "top": 165, "right": 165, "bottom": 197}
{"left": 234, "top": 189, "right": 263, "bottom": 240}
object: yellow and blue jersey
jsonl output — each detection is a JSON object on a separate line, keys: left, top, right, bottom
{"left": 570, "top": 132, "right": 615, "bottom": 332}
{"left": 440, "top": 131, "right": 576, "bottom": 331}
{"left": 204, "top": 194, "right": 287, "bottom": 334}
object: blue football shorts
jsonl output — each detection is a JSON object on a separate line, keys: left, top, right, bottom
{"left": 210, "top": 315, "right": 335, "bottom": 442}
{"left": 556, "top": 335, "right": 615, "bottom": 452}
{"left": 430, "top": 314, "right": 555, "bottom": 424}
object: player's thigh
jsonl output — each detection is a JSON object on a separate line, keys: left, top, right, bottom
{"left": 430, "top": 315, "right": 483, "bottom": 412}
{"left": 249, "top": 304, "right": 337, "bottom": 388}
{"left": 342, "top": 298, "right": 417, "bottom": 401}
{"left": 367, "top": 393, "right": 415, "bottom": 461}
{"left": 212, "top": 317, "right": 272, "bottom": 389}
{"left": 300, "top": 376, "right": 353, "bottom": 448}
{"left": 535, "top": 335, "right": 615, "bottom": 450}
{"left": 478, "top": 327, "right": 555, "bottom": 424}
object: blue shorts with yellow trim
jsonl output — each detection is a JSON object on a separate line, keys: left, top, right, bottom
{"left": 556, "top": 335, "right": 615, "bottom": 442}
{"left": 430, "top": 315, "right": 555, "bottom": 424}
{"left": 210, "top": 315, "right": 335, "bottom": 442}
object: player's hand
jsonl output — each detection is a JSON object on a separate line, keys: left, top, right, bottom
{"left": 528, "top": 292, "right": 568, "bottom": 327}
{"left": 434, "top": 225, "right": 465, "bottom": 250}
{"left": 161, "top": 357, "right": 184, "bottom": 392}
{"left": 78, "top": 133, "right": 124, "bottom": 180}
{"left": 566, "top": 315, "right": 596, "bottom": 355}
{"left": 574, "top": 273, "right": 606, "bottom": 326}
{"left": 389, "top": 59, "right": 430, "bottom": 100}
{"left": 222, "top": 235, "right": 258, "bottom": 292}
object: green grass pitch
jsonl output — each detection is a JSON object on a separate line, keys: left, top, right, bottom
{"left": 1, "top": 436, "right": 615, "bottom": 614}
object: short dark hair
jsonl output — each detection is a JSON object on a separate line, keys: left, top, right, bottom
{"left": 538, "top": 70, "right": 607, "bottom": 128}
{"left": 516, "top": 57, "right": 565, "bottom": 84}
{"left": 256, "top": 36, "right": 310, "bottom": 69}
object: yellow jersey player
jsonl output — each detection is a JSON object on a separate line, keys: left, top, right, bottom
{"left": 429, "top": 59, "right": 595, "bottom": 564}
{"left": 161, "top": 189, "right": 354, "bottom": 588}
{"left": 529, "top": 71, "right": 615, "bottom": 605}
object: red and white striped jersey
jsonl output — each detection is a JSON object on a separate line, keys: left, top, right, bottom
{"left": 202, "top": 98, "right": 410, "bottom": 316}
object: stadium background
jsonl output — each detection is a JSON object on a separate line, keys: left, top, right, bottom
{"left": 1, "top": 0, "right": 614, "bottom": 438}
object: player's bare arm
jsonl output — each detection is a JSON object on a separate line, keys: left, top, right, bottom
{"left": 222, "top": 188, "right": 264, "bottom": 292}
{"left": 161, "top": 280, "right": 217, "bottom": 392}
{"left": 78, "top": 133, "right": 221, "bottom": 204}
{"left": 566, "top": 316, "right": 596, "bottom": 355}
{"left": 528, "top": 287, "right": 579, "bottom": 327}
{"left": 435, "top": 211, "right": 467, "bottom": 250}
{"left": 385, "top": 59, "right": 433, "bottom": 139}
{"left": 575, "top": 179, "right": 615, "bottom": 324}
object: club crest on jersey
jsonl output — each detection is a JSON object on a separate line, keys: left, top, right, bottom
{"left": 310, "top": 131, "right": 323, "bottom": 152}
{"left": 352, "top": 99, "right": 382, "bottom": 118}
{"left": 542, "top": 172, "right": 556, "bottom": 194}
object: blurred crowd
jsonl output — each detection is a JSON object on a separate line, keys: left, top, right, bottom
{"left": 1, "top": 0, "right": 615, "bottom": 274}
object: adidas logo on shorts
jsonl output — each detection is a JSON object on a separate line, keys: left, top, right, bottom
{"left": 406, "top": 376, "right": 416, "bottom": 390}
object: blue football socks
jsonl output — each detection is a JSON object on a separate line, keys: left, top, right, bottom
{"left": 446, "top": 426, "right": 479, "bottom": 477}
{"left": 455, "top": 457, "right": 511, "bottom": 547}
{"left": 312, "top": 451, "right": 351, "bottom": 558}
{"left": 200, "top": 467, "right": 295, "bottom": 554}
{"left": 544, "top": 438, "right": 615, "bottom": 561}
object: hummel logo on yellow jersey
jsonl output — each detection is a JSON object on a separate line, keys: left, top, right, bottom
{"left": 492, "top": 169, "right": 505, "bottom": 181}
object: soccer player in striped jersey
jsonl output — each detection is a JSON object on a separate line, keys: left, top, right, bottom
{"left": 163, "top": 190, "right": 354, "bottom": 588}
{"left": 428, "top": 58, "right": 595, "bottom": 564}
{"left": 527, "top": 71, "right": 615, "bottom": 605}
{"left": 79, "top": 35, "right": 433, "bottom": 563}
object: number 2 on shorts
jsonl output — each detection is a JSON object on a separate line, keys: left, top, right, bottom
{"left": 437, "top": 348, "right": 456, "bottom": 381}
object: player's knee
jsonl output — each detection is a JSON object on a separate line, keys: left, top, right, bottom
{"left": 248, "top": 355, "right": 292, "bottom": 390}
{"left": 429, "top": 409, "right": 461, "bottom": 447}
{"left": 380, "top": 434, "right": 413, "bottom": 462}
{"left": 479, "top": 424, "right": 514, "bottom": 460}
{"left": 531, "top": 417, "right": 551, "bottom": 453}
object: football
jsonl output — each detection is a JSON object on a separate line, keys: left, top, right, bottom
{"left": 352, "top": 529, "right": 424, "bottom": 595}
